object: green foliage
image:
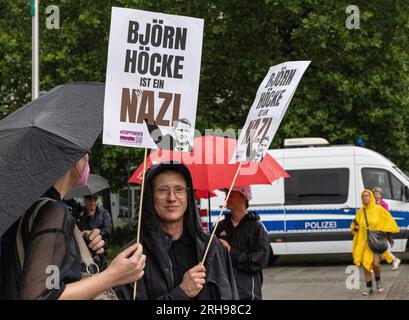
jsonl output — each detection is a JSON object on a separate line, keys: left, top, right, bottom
{"left": 1, "top": 0, "right": 409, "bottom": 187}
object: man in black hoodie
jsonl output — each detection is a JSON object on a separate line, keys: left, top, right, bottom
{"left": 115, "top": 162, "right": 238, "bottom": 300}
{"left": 216, "top": 186, "right": 270, "bottom": 300}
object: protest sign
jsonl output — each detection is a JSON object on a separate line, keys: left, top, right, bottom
{"left": 203, "top": 61, "right": 310, "bottom": 265}
{"left": 232, "top": 61, "right": 311, "bottom": 163}
{"left": 103, "top": 7, "right": 204, "bottom": 152}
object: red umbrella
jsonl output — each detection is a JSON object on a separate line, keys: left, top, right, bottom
{"left": 128, "top": 136, "right": 288, "bottom": 190}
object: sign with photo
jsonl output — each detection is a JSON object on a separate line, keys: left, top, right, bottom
{"left": 232, "top": 61, "right": 311, "bottom": 163}
{"left": 103, "top": 7, "right": 204, "bottom": 152}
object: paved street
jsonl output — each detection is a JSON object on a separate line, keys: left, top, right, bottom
{"left": 262, "top": 253, "right": 409, "bottom": 300}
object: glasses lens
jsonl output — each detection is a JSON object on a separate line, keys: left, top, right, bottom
{"left": 174, "top": 187, "right": 187, "bottom": 197}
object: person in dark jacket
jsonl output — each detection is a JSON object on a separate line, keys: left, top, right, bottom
{"left": 77, "top": 194, "right": 113, "bottom": 240}
{"left": 216, "top": 186, "right": 270, "bottom": 300}
{"left": 115, "top": 162, "right": 239, "bottom": 300}
{"left": 77, "top": 194, "right": 113, "bottom": 271}
{"left": 146, "top": 119, "right": 193, "bottom": 152}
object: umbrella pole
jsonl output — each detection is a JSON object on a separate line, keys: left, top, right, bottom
{"left": 207, "top": 192, "right": 211, "bottom": 232}
{"left": 201, "top": 161, "right": 243, "bottom": 264}
{"left": 133, "top": 147, "right": 148, "bottom": 300}
{"left": 31, "top": 0, "right": 39, "bottom": 100}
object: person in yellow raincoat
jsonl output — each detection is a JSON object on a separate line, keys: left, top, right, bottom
{"left": 351, "top": 189, "right": 399, "bottom": 295}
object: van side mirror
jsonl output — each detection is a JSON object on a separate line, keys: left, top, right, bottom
{"left": 403, "top": 185, "right": 409, "bottom": 202}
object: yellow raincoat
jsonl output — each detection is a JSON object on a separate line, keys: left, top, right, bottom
{"left": 351, "top": 190, "right": 399, "bottom": 271}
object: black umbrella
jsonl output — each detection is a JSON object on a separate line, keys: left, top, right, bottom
{"left": 64, "top": 174, "right": 110, "bottom": 200}
{"left": 0, "top": 82, "right": 105, "bottom": 236}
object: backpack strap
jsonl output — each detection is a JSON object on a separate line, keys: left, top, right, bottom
{"left": 73, "top": 226, "right": 99, "bottom": 275}
{"left": 16, "top": 197, "right": 55, "bottom": 270}
{"left": 363, "top": 207, "right": 370, "bottom": 230}
{"left": 16, "top": 197, "right": 99, "bottom": 275}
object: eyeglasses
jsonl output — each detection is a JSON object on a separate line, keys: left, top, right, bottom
{"left": 153, "top": 186, "right": 189, "bottom": 199}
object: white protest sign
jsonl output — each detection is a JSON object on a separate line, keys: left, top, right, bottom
{"left": 103, "top": 7, "right": 204, "bottom": 152}
{"left": 232, "top": 61, "right": 311, "bottom": 163}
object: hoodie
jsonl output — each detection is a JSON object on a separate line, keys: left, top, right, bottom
{"left": 215, "top": 211, "right": 269, "bottom": 300}
{"left": 115, "top": 162, "right": 238, "bottom": 300}
{"left": 351, "top": 189, "right": 399, "bottom": 271}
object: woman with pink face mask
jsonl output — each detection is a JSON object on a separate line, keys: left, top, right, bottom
{"left": 1, "top": 154, "right": 146, "bottom": 300}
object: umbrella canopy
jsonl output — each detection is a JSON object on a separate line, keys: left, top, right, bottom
{"left": 64, "top": 174, "right": 110, "bottom": 200}
{"left": 129, "top": 136, "right": 288, "bottom": 191}
{"left": 0, "top": 82, "right": 105, "bottom": 236}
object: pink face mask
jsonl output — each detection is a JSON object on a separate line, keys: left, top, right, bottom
{"left": 75, "top": 158, "right": 90, "bottom": 187}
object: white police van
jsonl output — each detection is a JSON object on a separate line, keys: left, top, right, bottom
{"left": 200, "top": 138, "right": 409, "bottom": 258}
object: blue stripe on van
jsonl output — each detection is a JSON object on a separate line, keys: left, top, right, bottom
{"left": 208, "top": 208, "right": 409, "bottom": 232}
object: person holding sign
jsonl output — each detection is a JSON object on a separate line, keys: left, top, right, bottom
{"left": 215, "top": 186, "right": 269, "bottom": 300}
{"left": 103, "top": 7, "right": 203, "bottom": 152}
{"left": 104, "top": 7, "right": 204, "bottom": 299}
{"left": 115, "top": 162, "right": 239, "bottom": 300}
{"left": 201, "top": 62, "right": 310, "bottom": 299}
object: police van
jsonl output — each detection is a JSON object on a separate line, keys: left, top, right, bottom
{"left": 200, "top": 138, "right": 409, "bottom": 258}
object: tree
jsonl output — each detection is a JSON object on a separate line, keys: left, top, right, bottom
{"left": 273, "top": 0, "right": 409, "bottom": 169}
{"left": 1, "top": 0, "right": 409, "bottom": 190}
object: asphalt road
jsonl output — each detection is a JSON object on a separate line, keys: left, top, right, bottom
{"left": 262, "top": 252, "right": 409, "bottom": 300}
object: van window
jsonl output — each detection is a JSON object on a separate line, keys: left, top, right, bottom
{"left": 362, "top": 168, "right": 403, "bottom": 200}
{"left": 391, "top": 174, "right": 403, "bottom": 200}
{"left": 284, "top": 168, "right": 349, "bottom": 205}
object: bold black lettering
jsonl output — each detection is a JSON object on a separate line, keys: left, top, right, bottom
{"left": 285, "top": 69, "right": 296, "bottom": 85}
{"left": 137, "top": 51, "right": 149, "bottom": 75}
{"left": 150, "top": 53, "right": 162, "bottom": 76}
{"left": 174, "top": 56, "right": 184, "bottom": 79}
{"left": 161, "top": 54, "right": 174, "bottom": 77}
{"left": 151, "top": 23, "right": 163, "bottom": 47}
{"left": 163, "top": 26, "right": 175, "bottom": 49}
{"left": 139, "top": 23, "right": 151, "bottom": 45}
{"left": 175, "top": 27, "right": 187, "bottom": 50}
{"left": 124, "top": 49, "right": 137, "bottom": 73}
{"left": 127, "top": 21, "right": 139, "bottom": 44}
